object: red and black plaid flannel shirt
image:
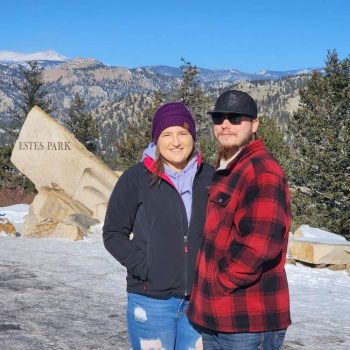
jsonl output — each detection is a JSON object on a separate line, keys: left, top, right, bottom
{"left": 188, "top": 139, "right": 291, "bottom": 333}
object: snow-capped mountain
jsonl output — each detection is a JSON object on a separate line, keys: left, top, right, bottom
{"left": 0, "top": 50, "right": 319, "bottom": 83}
{"left": 0, "top": 50, "right": 315, "bottom": 149}
{"left": 255, "top": 68, "right": 319, "bottom": 79}
{"left": 145, "top": 65, "right": 319, "bottom": 83}
{"left": 0, "top": 50, "right": 68, "bottom": 63}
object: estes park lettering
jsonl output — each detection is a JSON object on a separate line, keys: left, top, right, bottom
{"left": 18, "top": 141, "right": 71, "bottom": 151}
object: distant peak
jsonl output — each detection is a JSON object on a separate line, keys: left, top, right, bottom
{"left": 0, "top": 50, "right": 68, "bottom": 62}
{"left": 62, "top": 57, "right": 104, "bottom": 68}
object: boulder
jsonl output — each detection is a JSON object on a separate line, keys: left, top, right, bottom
{"left": 11, "top": 106, "right": 120, "bottom": 223}
{"left": 22, "top": 186, "right": 99, "bottom": 240}
{"left": 0, "top": 218, "right": 16, "bottom": 236}
{"left": 289, "top": 225, "right": 350, "bottom": 266}
{"left": 10, "top": 106, "right": 121, "bottom": 240}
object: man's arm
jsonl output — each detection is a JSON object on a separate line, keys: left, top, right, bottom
{"left": 216, "top": 172, "right": 289, "bottom": 294}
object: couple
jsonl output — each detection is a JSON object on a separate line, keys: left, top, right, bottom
{"left": 103, "top": 90, "right": 291, "bottom": 350}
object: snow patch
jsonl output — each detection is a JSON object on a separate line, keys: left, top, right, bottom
{"left": 295, "top": 224, "right": 349, "bottom": 245}
{"left": 0, "top": 204, "right": 349, "bottom": 349}
{"left": 0, "top": 204, "right": 29, "bottom": 227}
{"left": 0, "top": 50, "right": 68, "bottom": 62}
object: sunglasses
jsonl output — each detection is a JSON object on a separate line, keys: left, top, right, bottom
{"left": 211, "top": 113, "right": 246, "bottom": 125}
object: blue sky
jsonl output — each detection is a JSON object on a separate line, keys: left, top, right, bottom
{"left": 1, "top": 0, "right": 349, "bottom": 72}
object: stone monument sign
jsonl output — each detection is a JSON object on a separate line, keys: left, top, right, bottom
{"left": 11, "top": 106, "right": 120, "bottom": 239}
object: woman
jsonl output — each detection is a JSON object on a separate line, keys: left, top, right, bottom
{"left": 103, "top": 102, "right": 214, "bottom": 350}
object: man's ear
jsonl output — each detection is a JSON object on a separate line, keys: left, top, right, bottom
{"left": 252, "top": 117, "right": 259, "bottom": 133}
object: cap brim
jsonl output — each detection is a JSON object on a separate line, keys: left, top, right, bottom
{"left": 207, "top": 110, "right": 256, "bottom": 118}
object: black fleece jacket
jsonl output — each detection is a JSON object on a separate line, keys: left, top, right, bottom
{"left": 103, "top": 160, "right": 214, "bottom": 298}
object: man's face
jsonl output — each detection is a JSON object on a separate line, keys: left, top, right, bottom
{"left": 213, "top": 114, "right": 259, "bottom": 149}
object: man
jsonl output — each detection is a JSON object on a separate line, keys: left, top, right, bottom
{"left": 188, "top": 90, "right": 291, "bottom": 350}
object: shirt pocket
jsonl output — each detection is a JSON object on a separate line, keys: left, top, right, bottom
{"left": 206, "top": 191, "right": 232, "bottom": 232}
{"left": 213, "top": 192, "right": 231, "bottom": 207}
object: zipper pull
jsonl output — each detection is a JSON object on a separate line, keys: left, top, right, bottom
{"left": 184, "top": 235, "right": 188, "bottom": 253}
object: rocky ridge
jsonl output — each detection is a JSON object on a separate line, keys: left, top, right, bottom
{"left": 0, "top": 56, "right": 311, "bottom": 149}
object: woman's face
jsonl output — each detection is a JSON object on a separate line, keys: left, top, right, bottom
{"left": 157, "top": 125, "right": 194, "bottom": 172}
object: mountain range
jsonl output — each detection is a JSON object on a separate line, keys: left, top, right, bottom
{"left": 144, "top": 65, "right": 318, "bottom": 82}
{"left": 0, "top": 50, "right": 313, "bottom": 152}
{"left": 0, "top": 50, "right": 319, "bottom": 83}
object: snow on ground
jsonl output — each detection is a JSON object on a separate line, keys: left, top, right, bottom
{"left": 1, "top": 205, "right": 350, "bottom": 350}
{"left": 294, "top": 225, "right": 350, "bottom": 245}
{"left": 0, "top": 204, "right": 29, "bottom": 234}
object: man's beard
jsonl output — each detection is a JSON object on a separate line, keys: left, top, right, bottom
{"left": 218, "top": 133, "right": 255, "bottom": 160}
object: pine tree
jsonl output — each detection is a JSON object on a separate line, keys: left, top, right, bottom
{"left": 0, "top": 145, "right": 35, "bottom": 191}
{"left": 175, "top": 58, "right": 212, "bottom": 137}
{"left": 289, "top": 50, "right": 350, "bottom": 238}
{"left": 113, "top": 92, "right": 165, "bottom": 170}
{"left": 2, "top": 60, "right": 50, "bottom": 192}
{"left": 66, "top": 94, "right": 100, "bottom": 153}
{"left": 174, "top": 58, "right": 216, "bottom": 164}
{"left": 113, "top": 59, "right": 217, "bottom": 170}
{"left": 258, "top": 116, "right": 290, "bottom": 170}
{"left": 8, "top": 60, "right": 51, "bottom": 139}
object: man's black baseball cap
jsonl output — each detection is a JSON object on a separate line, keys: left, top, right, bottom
{"left": 207, "top": 89, "right": 258, "bottom": 118}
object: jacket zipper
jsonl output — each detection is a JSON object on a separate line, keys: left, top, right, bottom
{"left": 161, "top": 164, "right": 202, "bottom": 296}
{"left": 184, "top": 170, "right": 200, "bottom": 296}
{"left": 184, "top": 234, "right": 188, "bottom": 296}
{"left": 174, "top": 194, "right": 188, "bottom": 295}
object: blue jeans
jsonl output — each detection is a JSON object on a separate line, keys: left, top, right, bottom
{"left": 127, "top": 293, "right": 202, "bottom": 350}
{"left": 201, "top": 329, "right": 287, "bottom": 350}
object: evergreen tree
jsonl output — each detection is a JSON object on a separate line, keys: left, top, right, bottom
{"left": 175, "top": 58, "right": 212, "bottom": 137}
{"left": 113, "top": 92, "right": 164, "bottom": 170}
{"left": 289, "top": 50, "right": 350, "bottom": 238}
{"left": 174, "top": 58, "right": 216, "bottom": 164}
{"left": 114, "top": 59, "right": 217, "bottom": 170}
{"left": 1, "top": 60, "right": 50, "bottom": 192}
{"left": 0, "top": 145, "right": 35, "bottom": 191}
{"left": 66, "top": 94, "right": 99, "bottom": 153}
{"left": 258, "top": 116, "right": 290, "bottom": 169}
{"left": 8, "top": 60, "right": 51, "bottom": 139}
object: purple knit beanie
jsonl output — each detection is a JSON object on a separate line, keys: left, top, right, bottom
{"left": 152, "top": 102, "right": 196, "bottom": 143}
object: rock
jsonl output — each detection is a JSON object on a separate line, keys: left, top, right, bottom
{"left": 10, "top": 106, "right": 122, "bottom": 240}
{"left": 22, "top": 186, "right": 97, "bottom": 240}
{"left": 286, "top": 257, "right": 296, "bottom": 265}
{"left": 293, "top": 225, "right": 347, "bottom": 243}
{"left": 289, "top": 225, "right": 350, "bottom": 266}
{"left": 326, "top": 264, "right": 348, "bottom": 271}
{"left": 0, "top": 218, "right": 16, "bottom": 236}
{"left": 10, "top": 106, "right": 120, "bottom": 223}
{"left": 63, "top": 213, "right": 99, "bottom": 231}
